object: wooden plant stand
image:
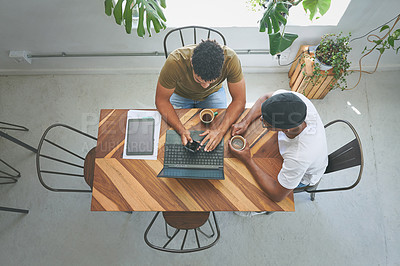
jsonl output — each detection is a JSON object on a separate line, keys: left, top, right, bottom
{"left": 288, "top": 45, "right": 338, "bottom": 99}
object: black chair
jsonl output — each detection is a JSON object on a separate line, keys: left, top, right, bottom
{"left": 0, "top": 121, "right": 37, "bottom": 153}
{"left": 144, "top": 211, "right": 220, "bottom": 253}
{"left": 36, "top": 124, "right": 97, "bottom": 192}
{"left": 294, "top": 119, "right": 364, "bottom": 200}
{"left": 0, "top": 159, "right": 21, "bottom": 184}
{"left": 163, "top": 26, "right": 226, "bottom": 58}
{"left": 0, "top": 122, "right": 30, "bottom": 213}
{"left": 0, "top": 159, "right": 28, "bottom": 214}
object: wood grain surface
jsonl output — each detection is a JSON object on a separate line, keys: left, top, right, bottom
{"left": 91, "top": 109, "right": 295, "bottom": 212}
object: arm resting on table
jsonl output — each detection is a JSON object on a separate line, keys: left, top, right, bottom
{"left": 244, "top": 158, "right": 292, "bottom": 202}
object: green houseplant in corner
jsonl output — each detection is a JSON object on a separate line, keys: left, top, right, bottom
{"left": 253, "top": 0, "right": 332, "bottom": 55}
{"left": 104, "top": 0, "right": 167, "bottom": 37}
{"left": 308, "top": 32, "right": 352, "bottom": 91}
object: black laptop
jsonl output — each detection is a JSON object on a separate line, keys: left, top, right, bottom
{"left": 157, "top": 130, "right": 224, "bottom": 180}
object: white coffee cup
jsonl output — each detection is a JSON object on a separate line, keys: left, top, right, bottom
{"left": 230, "top": 135, "right": 246, "bottom": 151}
{"left": 200, "top": 109, "right": 217, "bottom": 124}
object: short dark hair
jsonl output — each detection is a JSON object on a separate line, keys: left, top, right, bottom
{"left": 191, "top": 40, "right": 224, "bottom": 81}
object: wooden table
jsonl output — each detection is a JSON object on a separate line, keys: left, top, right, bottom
{"left": 91, "top": 109, "right": 295, "bottom": 212}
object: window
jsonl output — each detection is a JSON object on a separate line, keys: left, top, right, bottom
{"left": 163, "top": 0, "right": 351, "bottom": 27}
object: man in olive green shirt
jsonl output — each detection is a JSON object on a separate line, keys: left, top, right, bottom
{"left": 155, "top": 40, "right": 246, "bottom": 151}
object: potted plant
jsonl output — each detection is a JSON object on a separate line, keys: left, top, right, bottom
{"left": 104, "top": 0, "right": 167, "bottom": 37}
{"left": 309, "top": 32, "right": 352, "bottom": 91}
{"left": 253, "top": 0, "right": 332, "bottom": 55}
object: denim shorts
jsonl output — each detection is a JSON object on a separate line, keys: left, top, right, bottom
{"left": 170, "top": 86, "right": 227, "bottom": 109}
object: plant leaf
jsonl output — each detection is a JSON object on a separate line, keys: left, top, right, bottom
{"left": 137, "top": 3, "right": 145, "bottom": 37}
{"left": 145, "top": 9, "right": 152, "bottom": 36}
{"left": 388, "top": 36, "right": 395, "bottom": 47}
{"left": 160, "top": 0, "right": 166, "bottom": 8}
{"left": 393, "top": 29, "right": 400, "bottom": 39}
{"left": 104, "top": 0, "right": 113, "bottom": 16}
{"left": 269, "top": 32, "right": 298, "bottom": 55}
{"left": 380, "top": 25, "right": 390, "bottom": 32}
{"left": 124, "top": 0, "right": 134, "bottom": 34}
{"left": 148, "top": 0, "right": 166, "bottom": 21}
{"left": 302, "top": 0, "right": 331, "bottom": 21}
{"left": 113, "top": 0, "right": 124, "bottom": 25}
{"left": 259, "top": 1, "right": 288, "bottom": 34}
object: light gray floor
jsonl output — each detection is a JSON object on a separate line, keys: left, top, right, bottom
{"left": 0, "top": 71, "right": 399, "bottom": 266}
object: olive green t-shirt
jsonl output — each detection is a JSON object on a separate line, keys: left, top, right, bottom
{"left": 158, "top": 44, "right": 244, "bottom": 101}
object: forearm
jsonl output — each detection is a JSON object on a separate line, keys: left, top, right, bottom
{"left": 216, "top": 98, "right": 245, "bottom": 134}
{"left": 244, "top": 158, "right": 286, "bottom": 202}
{"left": 156, "top": 99, "right": 185, "bottom": 134}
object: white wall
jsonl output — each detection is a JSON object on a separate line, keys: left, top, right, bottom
{"left": 0, "top": 0, "right": 399, "bottom": 75}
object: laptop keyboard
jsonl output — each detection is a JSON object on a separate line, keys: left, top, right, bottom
{"left": 164, "top": 144, "right": 224, "bottom": 167}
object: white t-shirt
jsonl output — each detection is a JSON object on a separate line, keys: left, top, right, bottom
{"left": 273, "top": 90, "right": 328, "bottom": 189}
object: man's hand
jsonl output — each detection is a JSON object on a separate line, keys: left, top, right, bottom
{"left": 231, "top": 120, "right": 249, "bottom": 136}
{"left": 180, "top": 129, "right": 193, "bottom": 146}
{"left": 228, "top": 139, "right": 251, "bottom": 163}
{"left": 199, "top": 129, "right": 224, "bottom": 152}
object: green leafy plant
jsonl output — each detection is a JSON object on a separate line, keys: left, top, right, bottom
{"left": 104, "top": 0, "right": 167, "bottom": 37}
{"left": 363, "top": 24, "right": 400, "bottom": 55}
{"left": 348, "top": 15, "right": 400, "bottom": 90}
{"left": 311, "top": 32, "right": 352, "bottom": 90}
{"left": 254, "top": 0, "right": 331, "bottom": 55}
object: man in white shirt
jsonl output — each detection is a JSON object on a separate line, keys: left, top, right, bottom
{"left": 229, "top": 90, "right": 328, "bottom": 208}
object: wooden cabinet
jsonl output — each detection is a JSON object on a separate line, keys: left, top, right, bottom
{"left": 288, "top": 45, "right": 338, "bottom": 99}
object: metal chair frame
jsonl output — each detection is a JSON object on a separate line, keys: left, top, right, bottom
{"left": 0, "top": 121, "right": 37, "bottom": 153}
{"left": 0, "top": 159, "right": 21, "bottom": 184}
{"left": 294, "top": 119, "right": 364, "bottom": 200}
{"left": 36, "top": 123, "right": 97, "bottom": 193}
{"left": 144, "top": 211, "right": 220, "bottom": 253}
{"left": 0, "top": 206, "right": 29, "bottom": 214}
{"left": 0, "top": 122, "right": 29, "bottom": 213}
{"left": 163, "top": 26, "right": 227, "bottom": 59}
{"left": 0, "top": 121, "right": 29, "bottom": 131}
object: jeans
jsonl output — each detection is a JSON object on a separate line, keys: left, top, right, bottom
{"left": 170, "top": 86, "right": 227, "bottom": 109}
{"left": 296, "top": 182, "right": 309, "bottom": 188}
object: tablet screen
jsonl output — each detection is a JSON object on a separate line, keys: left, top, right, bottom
{"left": 126, "top": 118, "right": 155, "bottom": 155}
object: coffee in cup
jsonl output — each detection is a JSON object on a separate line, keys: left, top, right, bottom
{"left": 200, "top": 109, "right": 217, "bottom": 124}
{"left": 230, "top": 135, "right": 246, "bottom": 151}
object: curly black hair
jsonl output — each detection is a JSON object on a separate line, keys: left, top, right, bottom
{"left": 191, "top": 40, "right": 224, "bottom": 82}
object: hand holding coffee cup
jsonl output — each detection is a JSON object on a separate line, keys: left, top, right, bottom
{"left": 230, "top": 135, "right": 246, "bottom": 151}
{"left": 200, "top": 109, "right": 218, "bottom": 124}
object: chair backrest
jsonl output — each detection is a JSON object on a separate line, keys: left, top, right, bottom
{"left": 36, "top": 123, "right": 97, "bottom": 193}
{"left": 144, "top": 211, "right": 220, "bottom": 253}
{"left": 163, "top": 26, "right": 227, "bottom": 58}
{"left": 295, "top": 119, "right": 364, "bottom": 195}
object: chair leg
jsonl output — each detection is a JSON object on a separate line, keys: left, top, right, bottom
{"left": 0, "top": 159, "right": 21, "bottom": 184}
{"left": 165, "top": 221, "right": 178, "bottom": 239}
{"left": 197, "top": 218, "right": 215, "bottom": 238}
{"left": 0, "top": 206, "right": 29, "bottom": 214}
{"left": 310, "top": 183, "right": 320, "bottom": 201}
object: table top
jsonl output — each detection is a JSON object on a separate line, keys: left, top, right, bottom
{"left": 91, "top": 109, "right": 294, "bottom": 212}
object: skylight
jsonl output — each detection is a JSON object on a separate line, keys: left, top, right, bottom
{"left": 163, "top": 0, "right": 351, "bottom": 27}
